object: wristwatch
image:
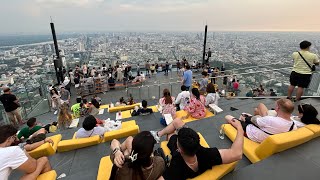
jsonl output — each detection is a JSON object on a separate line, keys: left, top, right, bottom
{"left": 112, "top": 147, "right": 120, "bottom": 155}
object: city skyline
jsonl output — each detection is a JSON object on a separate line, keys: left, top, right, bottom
{"left": 1, "top": 0, "right": 320, "bottom": 34}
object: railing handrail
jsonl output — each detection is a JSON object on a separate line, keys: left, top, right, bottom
{"left": 126, "top": 66, "right": 296, "bottom": 90}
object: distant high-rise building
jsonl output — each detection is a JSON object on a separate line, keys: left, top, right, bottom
{"left": 143, "top": 44, "right": 148, "bottom": 51}
{"left": 11, "top": 47, "right": 18, "bottom": 54}
{"left": 78, "top": 42, "right": 85, "bottom": 52}
{"left": 4, "top": 51, "right": 10, "bottom": 57}
{"left": 137, "top": 37, "right": 141, "bottom": 43}
{"left": 60, "top": 49, "right": 66, "bottom": 66}
{"left": 50, "top": 44, "right": 54, "bottom": 53}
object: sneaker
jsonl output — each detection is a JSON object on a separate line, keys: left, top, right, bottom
{"left": 150, "top": 131, "right": 160, "bottom": 143}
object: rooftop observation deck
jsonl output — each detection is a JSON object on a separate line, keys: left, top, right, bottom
{"left": 8, "top": 67, "right": 320, "bottom": 180}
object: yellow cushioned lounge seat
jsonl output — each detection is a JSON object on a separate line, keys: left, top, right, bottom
{"left": 223, "top": 124, "right": 314, "bottom": 163}
{"left": 161, "top": 133, "right": 237, "bottom": 180}
{"left": 100, "top": 104, "right": 109, "bottom": 109}
{"left": 304, "top": 124, "right": 320, "bottom": 138}
{"left": 108, "top": 103, "right": 140, "bottom": 113}
{"left": 104, "top": 120, "right": 139, "bottom": 142}
{"left": 119, "top": 106, "right": 159, "bottom": 119}
{"left": 97, "top": 156, "right": 113, "bottom": 180}
{"left": 175, "top": 110, "right": 214, "bottom": 123}
{"left": 57, "top": 134, "right": 101, "bottom": 153}
{"left": 37, "top": 170, "right": 57, "bottom": 180}
{"left": 119, "top": 110, "right": 132, "bottom": 119}
{"left": 28, "top": 134, "right": 62, "bottom": 159}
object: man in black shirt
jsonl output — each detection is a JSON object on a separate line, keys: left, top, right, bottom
{"left": 151, "top": 116, "right": 244, "bottom": 180}
{"left": 131, "top": 100, "right": 153, "bottom": 116}
{"left": 0, "top": 88, "right": 24, "bottom": 126}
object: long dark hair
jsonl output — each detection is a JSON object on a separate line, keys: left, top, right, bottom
{"left": 298, "top": 104, "right": 320, "bottom": 125}
{"left": 191, "top": 88, "right": 200, "bottom": 100}
{"left": 128, "top": 131, "right": 156, "bottom": 180}
{"left": 91, "top": 98, "right": 100, "bottom": 109}
{"left": 50, "top": 88, "right": 59, "bottom": 96}
{"left": 163, "top": 89, "right": 172, "bottom": 104}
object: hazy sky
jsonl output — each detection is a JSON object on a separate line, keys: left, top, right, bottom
{"left": 1, "top": 0, "right": 320, "bottom": 34}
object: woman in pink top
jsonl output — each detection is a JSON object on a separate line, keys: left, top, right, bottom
{"left": 159, "top": 89, "right": 176, "bottom": 117}
{"left": 183, "top": 88, "right": 206, "bottom": 119}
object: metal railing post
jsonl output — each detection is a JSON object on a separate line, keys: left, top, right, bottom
{"left": 158, "top": 85, "right": 161, "bottom": 99}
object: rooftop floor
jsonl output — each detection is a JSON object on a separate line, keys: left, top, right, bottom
{"left": 9, "top": 72, "right": 320, "bottom": 180}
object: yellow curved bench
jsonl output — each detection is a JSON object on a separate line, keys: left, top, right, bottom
{"left": 104, "top": 120, "right": 140, "bottom": 142}
{"left": 175, "top": 109, "right": 214, "bottom": 123}
{"left": 223, "top": 124, "right": 315, "bottom": 163}
{"left": 28, "top": 134, "right": 62, "bottom": 159}
{"left": 161, "top": 133, "right": 237, "bottom": 180}
{"left": 304, "top": 124, "right": 320, "bottom": 138}
{"left": 108, "top": 103, "right": 140, "bottom": 113}
{"left": 97, "top": 156, "right": 113, "bottom": 180}
{"left": 37, "top": 170, "right": 57, "bottom": 180}
{"left": 57, "top": 134, "right": 101, "bottom": 153}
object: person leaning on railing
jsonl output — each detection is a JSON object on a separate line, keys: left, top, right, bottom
{"left": 287, "top": 40, "right": 319, "bottom": 101}
{"left": 0, "top": 87, "right": 24, "bottom": 127}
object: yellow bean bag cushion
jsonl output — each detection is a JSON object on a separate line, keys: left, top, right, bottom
{"left": 175, "top": 110, "right": 214, "bottom": 123}
{"left": 304, "top": 124, "right": 320, "bottom": 138}
{"left": 37, "top": 170, "right": 57, "bottom": 180}
{"left": 161, "top": 132, "right": 237, "bottom": 180}
{"left": 100, "top": 104, "right": 109, "bottom": 109}
{"left": 57, "top": 134, "right": 101, "bottom": 153}
{"left": 97, "top": 156, "right": 113, "bottom": 180}
{"left": 223, "top": 124, "right": 314, "bottom": 163}
{"left": 108, "top": 103, "right": 140, "bottom": 113}
{"left": 104, "top": 120, "right": 139, "bottom": 142}
{"left": 28, "top": 134, "right": 62, "bottom": 159}
{"left": 119, "top": 106, "right": 159, "bottom": 119}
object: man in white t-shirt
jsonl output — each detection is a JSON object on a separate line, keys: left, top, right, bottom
{"left": 0, "top": 125, "right": 52, "bottom": 180}
{"left": 175, "top": 85, "right": 190, "bottom": 110}
{"left": 227, "top": 99, "right": 297, "bottom": 143}
{"left": 76, "top": 115, "right": 106, "bottom": 139}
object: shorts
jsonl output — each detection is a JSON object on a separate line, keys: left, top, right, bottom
{"left": 290, "top": 71, "right": 312, "bottom": 88}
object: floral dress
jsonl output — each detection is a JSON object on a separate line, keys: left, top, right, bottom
{"left": 184, "top": 96, "right": 206, "bottom": 119}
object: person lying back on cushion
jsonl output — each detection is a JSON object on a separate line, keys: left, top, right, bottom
{"left": 150, "top": 116, "right": 243, "bottom": 180}
{"left": 110, "top": 131, "right": 165, "bottom": 180}
{"left": 227, "top": 98, "right": 297, "bottom": 143}
{"left": 17, "top": 118, "right": 44, "bottom": 140}
{"left": 75, "top": 115, "right": 106, "bottom": 139}
{"left": 0, "top": 125, "right": 52, "bottom": 180}
{"left": 131, "top": 100, "right": 153, "bottom": 116}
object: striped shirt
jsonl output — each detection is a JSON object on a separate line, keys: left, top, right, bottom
{"left": 292, "top": 51, "right": 319, "bottom": 74}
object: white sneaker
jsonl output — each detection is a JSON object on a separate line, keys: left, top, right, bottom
{"left": 150, "top": 131, "right": 160, "bottom": 143}
{"left": 54, "top": 110, "right": 58, "bottom": 115}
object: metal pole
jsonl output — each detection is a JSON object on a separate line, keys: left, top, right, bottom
{"left": 50, "top": 21, "right": 63, "bottom": 84}
{"left": 202, "top": 25, "right": 208, "bottom": 65}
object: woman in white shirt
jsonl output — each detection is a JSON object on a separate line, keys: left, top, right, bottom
{"left": 205, "top": 83, "right": 220, "bottom": 106}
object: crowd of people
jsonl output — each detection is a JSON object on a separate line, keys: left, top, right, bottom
{"left": 0, "top": 40, "right": 319, "bottom": 179}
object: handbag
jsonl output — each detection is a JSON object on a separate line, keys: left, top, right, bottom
{"left": 298, "top": 52, "right": 316, "bottom": 72}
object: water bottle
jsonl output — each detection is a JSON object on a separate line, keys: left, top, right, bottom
{"left": 219, "top": 125, "right": 225, "bottom": 140}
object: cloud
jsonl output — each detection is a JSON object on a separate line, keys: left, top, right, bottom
{"left": 35, "top": 0, "right": 105, "bottom": 7}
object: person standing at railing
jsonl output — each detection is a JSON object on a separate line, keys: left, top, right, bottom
{"left": 287, "top": 41, "right": 319, "bottom": 101}
{"left": 0, "top": 87, "right": 24, "bottom": 127}
{"left": 182, "top": 65, "right": 192, "bottom": 91}
{"left": 145, "top": 60, "right": 150, "bottom": 77}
